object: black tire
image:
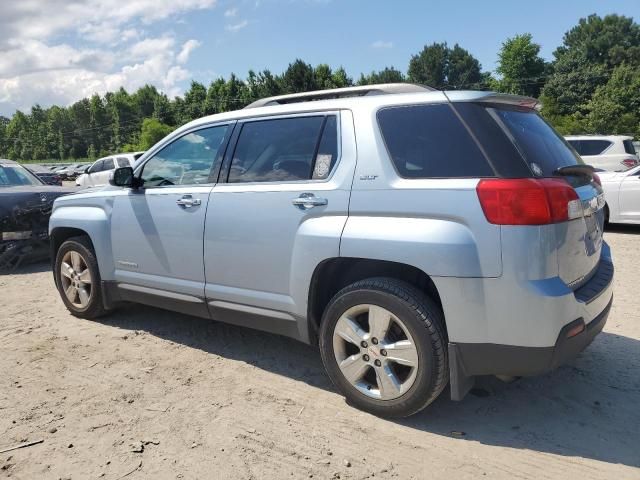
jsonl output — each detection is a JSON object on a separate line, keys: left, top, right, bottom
{"left": 319, "top": 277, "right": 448, "bottom": 418}
{"left": 54, "top": 236, "right": 106, "bottom": 319}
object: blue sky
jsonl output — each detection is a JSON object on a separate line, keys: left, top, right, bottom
{"left": 0, "top": 0, "right": 639, "bottom": 116}
{"left": 183, "top": 0, "right": 640, "bottom": 80}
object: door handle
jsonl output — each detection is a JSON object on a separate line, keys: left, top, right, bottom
{"left": 292, "top": 193, "right": 328, "bottom": 210}
{"left": 176, "top": 195, "right": 202, "bottom": 208}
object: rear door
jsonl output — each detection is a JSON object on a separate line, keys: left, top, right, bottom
{"left": 204, "top": 112, "right": 354, "bottom": 325}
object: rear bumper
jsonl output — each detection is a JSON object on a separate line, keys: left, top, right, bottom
{"left": 450, "top": 295, "right": 611, "bottom": 377}
{"left": 447, "top": 256, "right": 614, "bottom": 400}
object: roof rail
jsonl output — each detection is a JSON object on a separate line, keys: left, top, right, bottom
{"left": 244, "top": 83, "right": 436, "bottom": 109}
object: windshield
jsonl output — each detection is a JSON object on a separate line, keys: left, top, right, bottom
{"left": 0, "top": 164, "right": 45, "bottom": 187}
{"left": 487, "top": 107, "right": 583, "bottom": 177}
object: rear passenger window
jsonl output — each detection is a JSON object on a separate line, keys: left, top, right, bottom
{"left": 229, "top": 116, "right": 336, "bottom": 183}
{"left": 572, "top": 140, "right": 612, "bottom": 156}
{"left": 117, "top": 157, "right": 130, "bottom": 167}
{"left": 103, "top": 158, "right": 115, "bottom": 170}
{"left": 377, "top": 104, "right": 493, "bottom": 178}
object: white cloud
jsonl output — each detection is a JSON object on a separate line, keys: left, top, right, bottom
{"left": 225, "top": 19, "right": 248, "bottom": 32}
{"left": 0, "top": 0, "right": 221, "bottom": 115}
{"left": 176, "top": 39, "right": 202, "bottom": 64}
{"left": 371, "top": 40, "right": 393, "bottom": 49}
{"left": 224, "top": 7, "right": 238, "bottom": 17}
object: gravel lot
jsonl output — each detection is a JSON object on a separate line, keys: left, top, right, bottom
{"left": 1, "top": 227, "right": 639, "bottom": 479}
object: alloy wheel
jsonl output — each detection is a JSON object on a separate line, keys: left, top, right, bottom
{"left": 332, "top": 304, "right": 419, "bottom": 400}
{"left": 59, "top": 250, "right": 93, "bottom": 309}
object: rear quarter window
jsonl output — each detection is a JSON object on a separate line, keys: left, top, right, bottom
{"left": 624, "top": 140, "right": 637, "bottom": 155}
{"left": 377, "top": 104, "right": 494, "bottom": 178}
{"left": 488, "top": 108, "right": 582, "bottom": 176}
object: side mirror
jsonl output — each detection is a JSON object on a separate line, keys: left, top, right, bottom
{"left": 109, "top": 166, "right": 135, "bottom": 187}
{"left": 84, "top": 166, "right": 91, "bottom": 173}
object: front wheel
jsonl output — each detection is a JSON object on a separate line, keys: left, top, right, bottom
{"left": 319, "top": 278, "right": 448, "bottom": 418}
{"left": 54, "top": 236, "right": 106, "bottom": 319}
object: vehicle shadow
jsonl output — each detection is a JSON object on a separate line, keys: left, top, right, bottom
{"left": 97, "top": 304, "right": 640, "bottom": 469}
{"left": 0, "top": 260, "right": 51, "bottom": 276}
{"left": 605, "top": 224, "right": 640, "bottom": 235}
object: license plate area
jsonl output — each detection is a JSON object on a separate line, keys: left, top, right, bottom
{"left": 583, "top": 210, "right": 603, "bottom": 256}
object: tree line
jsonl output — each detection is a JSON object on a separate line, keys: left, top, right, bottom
{"left": 1, "top": 13, "right": 639, "bottom": 162}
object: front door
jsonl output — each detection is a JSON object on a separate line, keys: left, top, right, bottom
{"left": 619, "top": 169, "right": 640, "bottom": 221}
{"left": 204, "top": 112, "right": 356, "bottom": 335}
{"left": 110, "top": 123, "right": 232, "bottom": 315}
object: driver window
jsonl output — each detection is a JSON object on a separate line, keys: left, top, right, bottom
{"left": 141, "top": 125, "right": 229, "bottom": 187}
{"left": 89, "top": 160, "right": 104, "bottom": 173}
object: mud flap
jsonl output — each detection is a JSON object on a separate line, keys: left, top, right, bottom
{"left": 448, "top": 343, "right": 475, "bottom": 401}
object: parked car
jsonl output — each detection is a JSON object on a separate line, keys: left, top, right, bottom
{"left": 599, "top": 164, "right": 640, "bottom": 224}
{"left": 50, "top": 85, "right": 613, "bottom": 417}
{"left": 0, "top": 159, "right": 75, "bottom": 270}
{"left": 57, "top": 163, "right": 89, "bottom": 180}
{"left": 25, "top": 164, "right": 63, "bottom": 186}
{"left": 565, "top": 135, "right": 639, "bottom": 171}
{"left": 76, "top": 152, "right": 144, "bottom": 187}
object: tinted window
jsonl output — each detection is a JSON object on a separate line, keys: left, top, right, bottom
{"left": 117, "top": 157, "right": 130, "bottom": 167}
{"left": 489, "top": 108, "right": 582, "bottom": 176}
{"left": 624, "top": 140, "right": 637, "bottom": 155}
{"left": 569, "top": 140, "right": 612, "bottom": 156}
{"left": 141, "top": 125, "right": 228, "bottom": 187}
{"left": 229, "top": 116, "right": 327, "bottom": 183}
{"left": 0, "top": 165, "right": 43, "bottom": 187}
{"left": 103, "top": 158, "right": 115, "bottom": 170}
{"left": 89, "top": 160, "right": 104, "bottom": 173}
{"left": 377, "top": 104, "right": 493, "bottom": 178}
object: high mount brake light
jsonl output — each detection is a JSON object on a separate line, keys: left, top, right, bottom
{"left": 476, "top": 178, "right": 580, "bottom": 225}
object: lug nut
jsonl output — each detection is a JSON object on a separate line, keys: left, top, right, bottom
{"left": 363, "top": 354, "right": 370, "bottom": 362}
{"left": 361, "top": 341, "right": 368, "bottom": 348}
{"left": 371, "top": 338, "right": 378, "bottom": 345}
{"left": 374, "top": 359, "right": 382, "bottom": 367}
{"left": 380, "top": 349, "right": 387, "bottom": 356}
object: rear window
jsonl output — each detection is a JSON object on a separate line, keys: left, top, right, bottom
{"left": 488, "top": 108, "right": 582, "bottom": 176}
{"left": 624, "top": 140, "right": 637, "bottom": 155}
{"left": 377, "top": 104, "right": 494, "bottom": 178}
{"left": 568, "top": 139, "right": 612, "bottom": 156}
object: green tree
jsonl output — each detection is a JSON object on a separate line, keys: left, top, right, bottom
{"left": 495, "top": 33, "right": 546, "bottom": 97}
{"left": 280, "top": 59, "right": 317, "bottom": 93}
{"left": 137, "top": 118, "right": 175, "bottom": 150}
{"left": 542, "top": 14, "right": 640, "bottom": 115}
{"left": 586, "top": 64, "right": 640, "bottom": 136}
{"left": 408, "top": 42, "right": 483, "bottom": 89}
{"left": 357, "top": 67, "right": 405, "bottom": 85}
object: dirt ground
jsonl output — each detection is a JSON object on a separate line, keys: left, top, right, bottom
{"left": 1, "top": 228, "right": 639, "bottom": 480}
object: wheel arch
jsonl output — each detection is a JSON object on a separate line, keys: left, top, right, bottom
{"left": 307, "top": 257, "right": 445, "bottom": 345}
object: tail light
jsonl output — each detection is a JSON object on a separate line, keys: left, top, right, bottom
{"left": 476, "top": 178, "right": 581, "bottom": 225}
{"left": 621, "top": 158, "right": 639, "bottom": 169}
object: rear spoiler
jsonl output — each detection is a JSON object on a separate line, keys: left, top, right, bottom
{"left": 444, "top": 91, "right": 542, "bottom": 111}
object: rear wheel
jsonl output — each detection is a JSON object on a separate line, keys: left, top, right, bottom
{"left": 319, "top": 278, "right": 448, "bottom": 418}
{"left": 55, "top": 236, "right": 106, "bottom": 319}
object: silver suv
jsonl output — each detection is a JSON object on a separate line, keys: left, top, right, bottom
{"left": 49, "top": 84, "right": 614, "bottom": 417}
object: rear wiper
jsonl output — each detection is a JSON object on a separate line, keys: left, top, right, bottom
{"left": 553, "top": 165, "right": 596, "bottom": 177}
